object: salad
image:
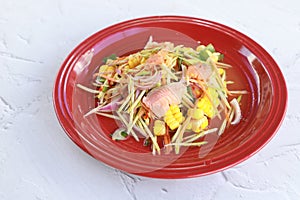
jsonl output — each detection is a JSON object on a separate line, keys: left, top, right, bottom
{"left": 77, "top": 37, "right": 246, "bottom": 155}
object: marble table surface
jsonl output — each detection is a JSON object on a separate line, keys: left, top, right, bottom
{"left": 0, "top": 0, "right": 299, "bottom": 199}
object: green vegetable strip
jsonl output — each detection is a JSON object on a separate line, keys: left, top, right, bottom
{"left": 77, "top": 84, "right": 100, "bottom": 94}
{"left": 171, "top": 125, "right": 183, "bottom": 143}
{"left": 209, "top": 59, "right": 231, "bottom": 109}
{"left": 182, "top": 95, "right": 195, "bottom": 108}
{"left": 94, "top": 112, "right": 120, "bottom": 120}
{"left": 161, "top": 63, "right": 178, "bottom": 81}
{"left": 115, "top": 111, "right": 139, "bottom": 142}
{"left": 184, "top": 128, "right": 218, "bottom": 143}
{"left": 117, "top": 91, "right": 135, "bottom": 113}
{"left": 98, "top": 79, "right": 110, "bottom": 103}
{"left": 128, "top": 90, "right": 146, "bottom": 113}
{"left": 127, "top": 109, "right": 145, "bottom": 136}
{"left": 165, "top": 141, "right": 208, "bottom": 147}
{"left": 227, "top": 108, "right": 235, "bottom": 127}
{"left": 136, "top": 119, "right": 148, "bottom": 137}
{"left": 83, "top": 101, "right": 107, "bottom": 117}
{"left": 139, "top": 119, "right": 161, "bottom": 155}
{"left": 218, "top": 119, "right": 227, "bottom": 136}
{"left": 237, "top": 95, "right": 242, "bottom": 103}
{"left": 129, "top": 80, "right": 135, "bottom": 128}
{"left": 174, "top": 116, "right": 192, "bottom": 154}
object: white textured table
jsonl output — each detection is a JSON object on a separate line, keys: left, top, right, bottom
{"left": 1, "top": 0, "right": 299, "bottom": 199}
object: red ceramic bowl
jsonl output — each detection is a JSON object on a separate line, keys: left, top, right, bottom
{"left": 53, "top": 16, "right": 287, "bottom": 179}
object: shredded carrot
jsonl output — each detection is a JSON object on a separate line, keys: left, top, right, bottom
{"left": 164, "top": 125, "right": 172, "bottom": 154}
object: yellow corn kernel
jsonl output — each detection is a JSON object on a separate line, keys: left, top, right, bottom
{"left": 153, "top": 120, "right": 166, "bottom": 136}
{"left": 197, "top": 96, "right": 214, "bottom": 118}
{"left": 192, "top": 123, "right": 201, "bottom": 133}
{"left": 128, "top": 55, "right": 141, "bottom": 68}
{"left": 186, "top": 122, "right": 193, "bottom": 130}
{"left": 99, "top": 65, "right": 115, "bottom": 75}
{"left": 164, "top": 109, "right": 172, "bottom": 117}
{"left": 164, "top": 105, "right": 183, "bottom": 130}
{"left": 99, "top": 65, "right": 109, "bottom": 73}
{"left": 191, "top": 116, "right": 208, "bottom": 133}
{"left": 191, "top": 118, "right": 202, "bottom": 133}
{"left": 169, "top": 121, "right": 180, "bottom": 130}
{"left": 201, "top": 117, "right": 209, "bottom": 129}
{"left": 174, "top": 112, "right": 183, "bottom": 123}
{"left": 106, "top": 66, "right": 115, "bottom": 73}
{"left": 140, "top": 57, "right": 146, "bottom": 63}
{"left": 164, "top": 116, "right": 175, "bottom": 124}
{"left": 188, "top": 108, "right": 204, "bottom": 120}
{"left": 174, "top": 112, "right": 182, "bottom": 119}
{"left": 169, "top": 105, "right": 180, "bottom": 113}
{"left": 218, "top": 68, "right": 224, "bottom": 75}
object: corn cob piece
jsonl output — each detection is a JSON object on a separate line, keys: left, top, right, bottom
{"left": 153, "top": 120, "right": 166, "bottom": 136}
{"left": 197, "top": 88, "right": 219, "bottom": 118}
{"left": 128, "top": 54, "right": 142, "bottom": 68}
{"left": 164, "top": 105, "right": 184, "bottom": 130}
{"left": 186, "top": 108, "right": 209, "bottom": 133}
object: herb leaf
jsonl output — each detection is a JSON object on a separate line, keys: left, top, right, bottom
{"left": 103, "top": 54, "right": 117, "bottom": 63}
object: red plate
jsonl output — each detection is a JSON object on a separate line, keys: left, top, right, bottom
{"left": 53, "top": 16, "right": 287, "bottom": 179}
